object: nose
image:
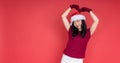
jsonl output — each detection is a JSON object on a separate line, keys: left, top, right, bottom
{"left": 76, "top": 22, "right": 80, "bottom": 26}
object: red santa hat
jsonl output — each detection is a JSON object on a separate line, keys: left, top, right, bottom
{"left": 70, "top": 12, "right": 86, "bottom": 25}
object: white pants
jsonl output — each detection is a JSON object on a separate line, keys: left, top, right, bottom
{"left": 60, "top": 54, "right": 84, "bottom": 63}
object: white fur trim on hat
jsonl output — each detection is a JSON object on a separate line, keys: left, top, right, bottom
{"left": 70, "top": 14, "right": 86, "bottom": 25}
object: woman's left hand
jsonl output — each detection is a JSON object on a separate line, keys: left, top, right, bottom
{"left": 80, "top": 7, "right": 92, "bottom": 13}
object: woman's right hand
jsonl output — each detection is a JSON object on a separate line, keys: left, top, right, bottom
{"left": 70, "top": 4, "right": 79, "bottom": 11}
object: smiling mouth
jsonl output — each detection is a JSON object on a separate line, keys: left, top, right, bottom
{"left": 77, "top": 26, "right": 80, "bottom": 27}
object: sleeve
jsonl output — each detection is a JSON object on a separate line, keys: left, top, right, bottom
{"left": 87, "top": 28, "right": 91, "bottom": 37}
{"left": 68, "top": 26, "right": 72, "bottom": 32}
{"left": 68, "top": 26, "right": 72, "bottom": 35}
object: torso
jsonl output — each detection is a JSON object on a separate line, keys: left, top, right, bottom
{"left": 63, "top": 26, "right": 91, "bottom": 58}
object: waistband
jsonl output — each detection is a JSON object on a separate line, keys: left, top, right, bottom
{"left": 63, "top": 53, "right": 84, "bottom": 60}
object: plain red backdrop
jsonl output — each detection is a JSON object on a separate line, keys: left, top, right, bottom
{"left": 0, "top": 0, "right": 120, "bottom": 63}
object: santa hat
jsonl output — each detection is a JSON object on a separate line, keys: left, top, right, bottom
{"left": 70, "top": 12, "right": 86, "bottom": 25}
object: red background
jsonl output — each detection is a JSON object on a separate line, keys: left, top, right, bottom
{"left": 0, "top": 0, "right": 120, "bottom": 63}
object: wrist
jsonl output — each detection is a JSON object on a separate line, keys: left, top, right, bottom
{"left": 89, "top": 11, "right": 92, "bottom": 13}
{"left": 88, "top": 9, "right": 92, "bottom": 13}
{"left": 69, "top": 7, "right": 72, "bottom": 10}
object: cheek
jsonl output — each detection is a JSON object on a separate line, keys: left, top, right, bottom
{"left": 79, "top": 22, "right": 82, "bottom": 25}
{"left": 74, "top": 23, "right": 78, "bottom": 27}
{"left": 77, "top": 22, "right": 82, "bottom": 28}
{"left": 74, "top": 23, "right": 77, "bottom": 27}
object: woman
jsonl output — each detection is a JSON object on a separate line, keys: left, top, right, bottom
{"left": 61, "top": 4, "right": 99, "bottom": 63}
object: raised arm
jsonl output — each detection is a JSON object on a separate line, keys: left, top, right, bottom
{"left": 80, "top": 7, "right": 99, "bottom": 36}
{"left": 61, "top": 4, "right": 80, "bottom": 31}
{"left": 89, "top": 11, "right": 99, "bottom": 36}
{"left": 61, "top": 7, "right": 71, "bottom": 31}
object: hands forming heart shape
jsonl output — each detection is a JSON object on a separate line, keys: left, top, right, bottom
{"left": 70, "top": 4, "right": 92, "bottom": 13}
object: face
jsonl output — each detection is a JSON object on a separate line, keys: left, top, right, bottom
{"left": 74, "top": 20, "right": 82, "bottom": 29}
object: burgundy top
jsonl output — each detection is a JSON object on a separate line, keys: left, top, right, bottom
{"left": 63, "top": 26, "right": 91, "bottom": 58}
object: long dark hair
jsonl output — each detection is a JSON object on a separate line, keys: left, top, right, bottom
{"left": 71, "top": 20, "right": 87, "bottom": 38}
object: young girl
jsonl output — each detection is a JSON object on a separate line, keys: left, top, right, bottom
{"left": 61, "top": 4, "right": 99, "bottom": 63}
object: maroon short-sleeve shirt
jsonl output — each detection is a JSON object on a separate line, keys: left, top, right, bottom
{"left": 63, "top": 26, "right": 91, "bottom": 58}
